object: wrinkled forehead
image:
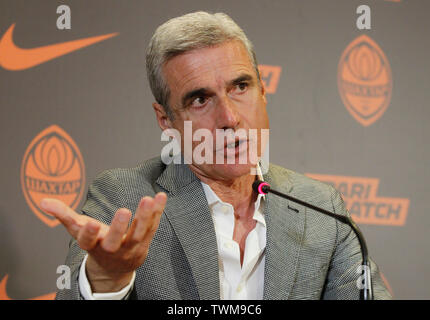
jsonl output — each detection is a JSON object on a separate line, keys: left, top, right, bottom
{"left": 162, "top": 41, "right": 257, "bottom": 91}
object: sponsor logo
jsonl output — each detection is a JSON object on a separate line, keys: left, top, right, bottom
{"left": 258, "top": 65, "right": 282, "bottom": 94}
{"left": 21, "top": 125, "right": 85, "bottom": 227}
{"left": 0, "top": 23, "right": 118, "bottom": 71}
{"left": 0, "top": 275, "right": 55, "bottom": 300}
{"left": 305, "top": 174, "right": 409, "bottom": 226}
{"left": 338, "top": 35, "right": 392, "bottom": 126}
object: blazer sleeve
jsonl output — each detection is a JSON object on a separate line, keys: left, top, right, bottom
{"left": 321, "top": 188, "right": 393, "bottom": 300}
{"left": 55, "top": 169, "right": 131, "bottom": 300}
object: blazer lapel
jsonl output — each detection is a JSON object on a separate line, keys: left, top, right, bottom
{"left": 156, "top": 161, "right": 220, "bottom": 300}
{"left": 263, "top": 169, "right": 306, "bottom": 300}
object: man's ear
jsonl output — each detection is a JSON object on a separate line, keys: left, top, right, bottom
{"left": 260, "top": 79, "right": 267, "bottom": 105}
{"left": 152, "top": 102, "right": 172, "bottom": 131}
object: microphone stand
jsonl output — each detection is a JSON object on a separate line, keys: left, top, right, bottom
{"left": 253, "top": 181, "right": 373, "bottom": 300}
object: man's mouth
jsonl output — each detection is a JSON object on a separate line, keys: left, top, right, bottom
{"left": 225, "top": 140, "right": 243, "bottom": 149}
{"left": 221, "top": 139, "right": 249, "bottom": 156}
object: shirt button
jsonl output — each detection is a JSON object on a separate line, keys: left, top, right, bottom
{"left": 222, "top": 205, "right": 230, "bottom": 214}
{"left": 236, "top": 284, "right": 243, "bottom": 292}
{"left": 224, "top": 242, "right": 233, "bottom": 249}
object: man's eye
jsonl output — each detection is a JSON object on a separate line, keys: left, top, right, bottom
{"left": 190, "top": 96, "right": 208, "bottom": 108}
{"left": 234, "top": 82, "right": 248, "bottom": 93}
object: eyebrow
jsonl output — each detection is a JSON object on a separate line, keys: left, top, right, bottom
{"left": 229, "top": 73, "right": 254, "bottom": 86}
{"left": 181, "top": 88, "right": 211, "bottom": 107}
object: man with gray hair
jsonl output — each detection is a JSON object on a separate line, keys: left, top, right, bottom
{"left": 42, "top": 11, "right": 391, "bottom": 300}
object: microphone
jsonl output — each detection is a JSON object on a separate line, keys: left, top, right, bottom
{"left": 253, "top": 180, "right": 373, "bottom": 300}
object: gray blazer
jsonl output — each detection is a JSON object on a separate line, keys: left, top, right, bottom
{"left": 56, "top": 157, "right": 392, "bottom": 300}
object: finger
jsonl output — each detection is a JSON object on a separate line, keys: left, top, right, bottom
{"left": 125, "top": 193, "right": 166, "bottom": 245}
{"left": 77, "top": 220, "right": 101, "bottom": 251}
{"left": 122, "top": 197, "right": 147, "bottom": 244}
{"left": 40, "top": 198, "right": 81, "bottom": 236}
{"left": 148, "top": 192, "right": 167, "bottom": 232}
{"left": 101, "top": 208, "right": 132, "bottom": 253}
{"left": 153, "top": 192, "right": 167, "bottom": 214}
{"left": 124, "top": 196, "right": 154, "bottom": 244}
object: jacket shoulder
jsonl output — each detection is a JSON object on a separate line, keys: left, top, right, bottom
{"left": 268, "top": 163, "right": 340, "bottom": 209}
{"left": 88, "top": 156, "right": 166, "bottom": 205}
{"left": 94, "top": 156, "right": 165, "bottom": 184}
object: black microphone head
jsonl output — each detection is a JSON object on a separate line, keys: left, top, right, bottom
{"left": 252, "top": 180, "right": 270, "bottom": 195}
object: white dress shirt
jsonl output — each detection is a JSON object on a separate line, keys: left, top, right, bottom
{"left": 201, "top": 180, "right": 266, "bottom": 299}
{"left": 78, "top": 166, "right": 266, "bottom": 300}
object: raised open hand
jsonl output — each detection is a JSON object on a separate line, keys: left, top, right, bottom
{"left": 40, "top": 192, "right": 167, "bottom": 292}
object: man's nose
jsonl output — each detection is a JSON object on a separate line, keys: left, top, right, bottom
{"left": 216, "top": 94, "right": 240, "bottom": 130}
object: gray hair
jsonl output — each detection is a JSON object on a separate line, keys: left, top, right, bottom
{"left": 146, "top": 11, "right": 260, "bottom": 119}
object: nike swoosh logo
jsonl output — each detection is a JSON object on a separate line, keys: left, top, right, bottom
{"left": 0, "top": 275, "right": 56, "bottom": 300}
{"left": 0, "top": 23, "right": 118, "bottom": 71}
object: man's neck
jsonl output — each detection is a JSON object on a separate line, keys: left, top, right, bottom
{"left": 188, "top": 166, "right": 257, "bottom": 216}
